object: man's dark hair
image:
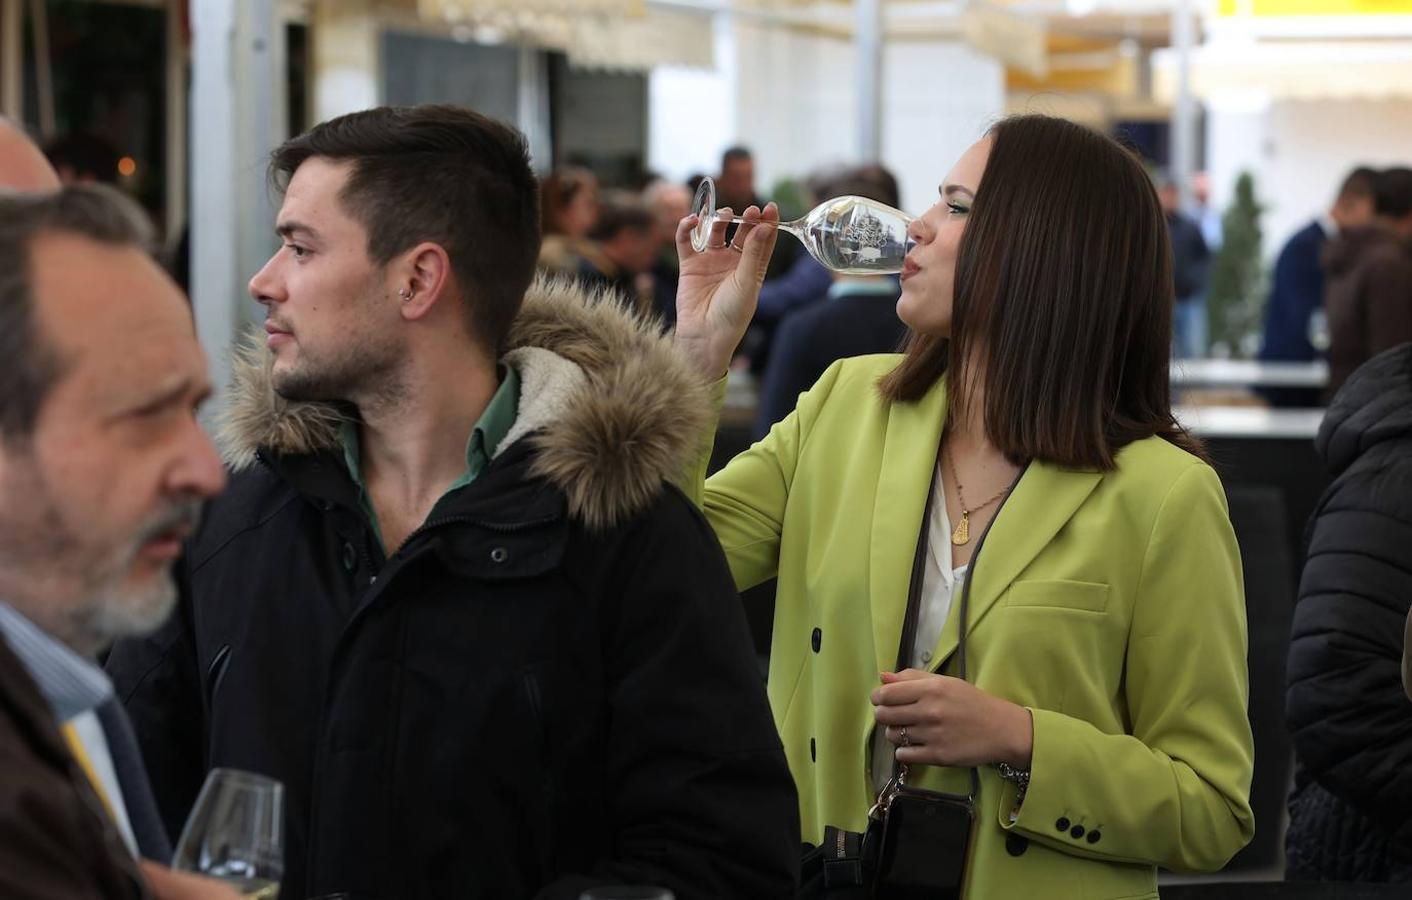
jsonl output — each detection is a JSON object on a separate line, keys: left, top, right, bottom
{"left": 1374, "top": 167, "right": 1412, "bottom": 220}
{"left": 0, "top": 185, "right": 154, "bottom": 438}
{"left": 589, "top": 202, "right": 654, "bottom": 243}
{"left": 270, "top": 104, "right": 541, "bottom": 356}
{"left": 854, "top": 164, "right": 901, "bottom": 210}
{"left": 813, "top": 165, "right": 900, "bottom": 210}
{"left": 721, "top": 146, "right": 752, "bottom": 170}
{"left": 1337, "top": 166, "right": 1379, "bottom": 204}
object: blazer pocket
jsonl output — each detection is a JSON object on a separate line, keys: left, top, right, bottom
{"left": 1005, "top": 579, "right": 1109, "bottom": 613}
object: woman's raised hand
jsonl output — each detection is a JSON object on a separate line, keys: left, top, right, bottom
{"left": 673, "top": 202, "right": 780, "bottom": 379}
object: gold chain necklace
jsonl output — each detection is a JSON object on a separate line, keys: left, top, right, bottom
{"left": 944, "top": 446, "right": 1010, "bottom": 546}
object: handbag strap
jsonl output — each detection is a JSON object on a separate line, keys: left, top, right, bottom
{"left": 887, "top": 437, "right": 1028, "bottom": 805}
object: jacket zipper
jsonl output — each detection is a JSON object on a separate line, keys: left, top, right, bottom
{"left": 303, "top": 510, "right": 560, "bottom": 888}
{"left": 522, "top": 671, "right": 558, "bottom": 879}
{"left": 257, "top": 448, "right": 563, "bottom": 890}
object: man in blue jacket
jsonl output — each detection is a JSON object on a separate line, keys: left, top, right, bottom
{"left": 1258, "top": 167, "right": 1378, "bottom": 407}
{"left": 755, "top": 167, "right": 908, "bottom": 439}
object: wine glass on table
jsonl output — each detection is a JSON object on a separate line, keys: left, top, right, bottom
{"left": 171, "top": 768, "right": 285, "bottom": 899}
{"left": 689, "top": 175, "right": 915, "bottom": 275}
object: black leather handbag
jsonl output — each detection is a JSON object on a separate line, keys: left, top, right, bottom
{"left": 798, "top": 452, "right": 1021, "bottom": 899}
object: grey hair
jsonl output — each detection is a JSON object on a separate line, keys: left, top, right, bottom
{"left": 0, "top": 185, "right": 155, "bottom": 437}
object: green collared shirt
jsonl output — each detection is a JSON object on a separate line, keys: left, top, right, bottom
{"left": 337, "top": 366, "right": 520, "bottom": 553}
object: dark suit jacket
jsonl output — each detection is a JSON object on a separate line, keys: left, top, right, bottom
{"left": 0, "top": 636, "right": 148, "bottom": 900}
{"left": 1261, "top": 220, "right": 1327, "bottom": 363}
{"left": 755, "top": 280, "right": 906, "bottom": 438}
{"left": 1167, "top": 211, "right": 1210, "bottom": 302}
{"left": 1258, "top": 220, "right": 1328, "bottom": 407}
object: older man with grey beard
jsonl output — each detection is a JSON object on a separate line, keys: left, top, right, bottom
{"left": 0, "top": 176, "right": 235, "bottom": 898}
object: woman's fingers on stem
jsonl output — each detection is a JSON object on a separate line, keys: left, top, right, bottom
{"left": 739, "top": 202, "right": 780, "bottom": 277}
{"left": 707, "top": 206, "right": 733, "bottom": 248}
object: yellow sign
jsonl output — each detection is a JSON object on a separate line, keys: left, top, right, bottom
{"left": 1220, "top": 0, "right": 1412, "bottom": 14}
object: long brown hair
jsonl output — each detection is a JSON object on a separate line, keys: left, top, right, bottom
{"left": 879, "top": 114, "right": 1203, "bottom": 469}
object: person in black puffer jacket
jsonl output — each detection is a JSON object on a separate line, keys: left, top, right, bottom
{"left": 1285, "top": 342, "right": 1412, "bottom": 883}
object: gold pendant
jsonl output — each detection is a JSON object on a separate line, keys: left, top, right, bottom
{"left": 951, "top": 510, "right": 970, "bottom": 546}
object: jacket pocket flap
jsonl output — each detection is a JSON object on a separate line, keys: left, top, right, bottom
{"left": 1005, "top": 580, "right": 1109, "bottom": 613}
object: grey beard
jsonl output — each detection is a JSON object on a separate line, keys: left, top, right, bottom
{"left": 65, "top": 499, "right": 203, "bottom": 651}
{"left": 0, "top": 493, "right": 203, "bottom": 656}
{"left": 70, "top": 567, "right": 179, "bottom": 653}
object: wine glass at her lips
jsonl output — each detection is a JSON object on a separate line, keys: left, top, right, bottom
{"left": 689, "top": 175, "right": 915, "bottom": 275}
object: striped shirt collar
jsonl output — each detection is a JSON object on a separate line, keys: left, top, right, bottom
{"left": 0, "top": 601, "right": 112, "bottom": 724}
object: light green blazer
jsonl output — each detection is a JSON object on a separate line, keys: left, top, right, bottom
{"left": 688, "top": 355, "right": 1255, "bottom": 900}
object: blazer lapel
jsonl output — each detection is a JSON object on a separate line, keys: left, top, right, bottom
{"left": 928, "top": 462, "right": 1104, "bottom": 670}
{"left": 868, "top": 380, "right": 948, "bottom": 678}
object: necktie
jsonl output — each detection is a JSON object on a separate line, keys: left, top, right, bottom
{"left": 60, "top": 720, "right": 119, "bottom": 823}
{"left": 95, "top": 697, "right": 174, "bottom": 862}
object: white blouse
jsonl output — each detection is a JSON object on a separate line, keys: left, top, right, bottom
{"left": 870, "top": 467, "right": 969, "bottom": 793}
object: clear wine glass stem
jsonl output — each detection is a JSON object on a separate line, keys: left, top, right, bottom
{"left": 713, "top": 215, "right": 804, "bottom": 238}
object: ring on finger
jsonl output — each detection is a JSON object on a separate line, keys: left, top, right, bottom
{"left": 899, "top": 726, "right": 910, "bottom": 747}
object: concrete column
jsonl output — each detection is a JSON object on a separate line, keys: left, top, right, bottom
{"left": 165, "top": 0, "right": 187, "bottom": 254}
{"left": 1, "top": 0, "right": 22, "bottom": 119}
{"left": 27, "top": 0, "right": 53, "bottom": 139}
{"left": 189, "top": 0, "right": 284, "bottom": 401}
{"left": 517, "top": 45, "right": 551, "bottom": 170}
{"left": 1170, "top": 0, "right": 1198, "bottom": 211}
{"left": 855, "top": 0, "right": 883, "bottom": 160}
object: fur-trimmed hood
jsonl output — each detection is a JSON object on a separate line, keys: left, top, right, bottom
{"left": 216, "top": 276, "right": 711, "bottom": 531}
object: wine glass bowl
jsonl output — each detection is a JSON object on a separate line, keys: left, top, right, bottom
{"left": 172, "top": 768, "right": 284, "bottom": 898}
{"left": 796, "top": 194, "right": 913, "bottom": 275}
{"left": 688, "top": 175, "right": 914, "bottom": 275}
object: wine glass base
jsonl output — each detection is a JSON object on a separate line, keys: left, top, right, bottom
{"left": 690, "top": 177, "right": 717, "bottom": 253}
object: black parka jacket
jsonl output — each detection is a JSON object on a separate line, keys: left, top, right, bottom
{"left": 107, "top": 279, "right": 800, "bottom": 900}
{"left": 1285, "top": 343, "right": 1412, "bottom": 882}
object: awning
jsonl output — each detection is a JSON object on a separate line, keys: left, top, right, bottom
{"left": 1153, "top": 38, "right": 1412, "bottom": 100}
{"left": 413, "top": 0, "right": 1032, "bottom": 72}
{"left": 416, "top": 0, "right": 712, "bottom": 70}
{"left": 419, "top": 0, "right": 644, "bottom": 15}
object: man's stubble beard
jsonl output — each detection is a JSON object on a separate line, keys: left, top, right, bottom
{"left": 270, "top": 314, "right": 406, "bottom": 409}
